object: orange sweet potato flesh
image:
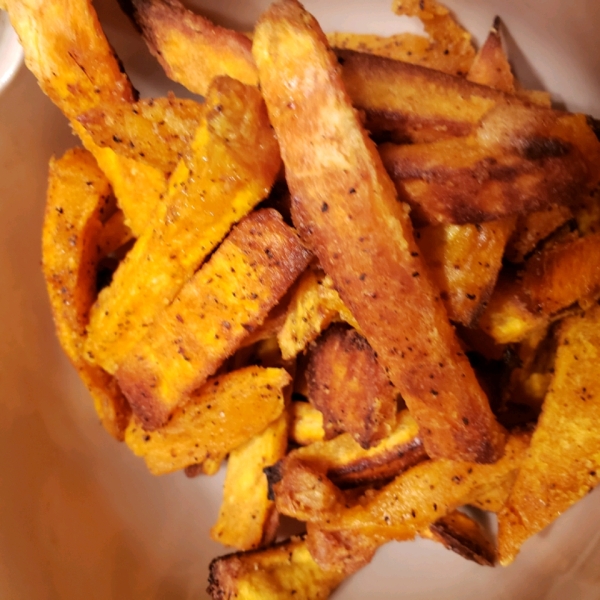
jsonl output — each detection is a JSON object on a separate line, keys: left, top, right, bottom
{"left": 307, "top": 324, "right": 397, "bottom": 448}
{"left": 42, "top": 148, "right": 130, "bottom": 440}
{"left": 380, "top": 105, "right": 600, "bottom": 226}
{"left": 253, "top": 0, "right": 505, "bottom": 463}
{"left": 417, "top": 219, "right": 515, "bottom": 326}
{"left": 78, "top": 96, "right": 205, "bottom": 177}
{"left": 117, "top": 209, "right": 311, "bottom": 429}
{"left": 498, "top": 306, "right": 600, "bottom": 565}
{"left": 85, "top": 77, "right": 281, "bottom": 376}
{"left": 125, "top": 366, "right": 289, "bottom": 475}
{"left": 119, "top": 0, "right": 258, "bottom": 96}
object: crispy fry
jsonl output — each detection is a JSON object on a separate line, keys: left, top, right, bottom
{"left": 505, "top": 204, "right": 573, "bottom": 263}
{"left": 278, "top": 267, "right": 359, "bottom": 361}
{"left": 417, "top": 219, "right": 515, "bottom": 326}
{"left": 498, "top": 306, "right": 600, "bottom": 564}
{"left": 119, "top": 0, "right": 258, "bottom": 96}
{"left": 211, "top": 414, "right": 288, "bottom": 551}
{"left": 207, "top": 537, "right": 346, "bottom": 600}
{"left": 311, "top": 433, "right": 530, "bottom": 540}
{"left": 421, "top": 510, "right": 496, "bottom": 567}
{"left": 380, "top": 106, "right": 600, "bottom": 225}
{"left": 78, "top": 96, "right": 205, "bottom": 177}
{"left": 274, "top": 410, "right": 426, "bottom": 490}
{"left": 337, "top": 49, "right": 525, "bottom": 144}
{"left": 85, "top": 77, "right": 281, "bottom": 375}
{"left": 289, "top": 401, "right": 325, "bottom": 446}
{"left": 42, "top": 148, "right": 130, "bottom": 440}
{"left": 307, "top": 324, "right": 397, "bottom": 448}
{"left": 466, "top": 17, "right": 514, "bottom": 92}
{"left": 117, "top": 209, "right": 310, "bottom": 429}
{"left": 125, "top": 366, "right": 289, "bottom": 475}
{"left": 254, "top": 0, "right": 505, "bottom": 462}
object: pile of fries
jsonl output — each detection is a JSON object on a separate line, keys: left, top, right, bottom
{"left": 7, "top": 0, "right": 600, "bottom": 595}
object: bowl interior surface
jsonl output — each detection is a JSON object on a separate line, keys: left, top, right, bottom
{"left": 1, "top": 1, "right": 599, "bottom": 598}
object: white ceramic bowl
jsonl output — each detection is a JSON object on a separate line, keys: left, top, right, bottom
{"left": 1, "top": 1, "right": 599, "bottom": 598}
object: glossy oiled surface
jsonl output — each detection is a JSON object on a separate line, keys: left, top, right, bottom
{"left": 1, "top": 1, "right": 600, "bottom": 598}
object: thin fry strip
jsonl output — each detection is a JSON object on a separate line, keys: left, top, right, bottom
{"left": 42, "top": 148, "right": 130, "bottom": 440}
{"left": 117, "top": 209, "right": 311, "bottom": 429}
{"left": 85, "top": 77, "right": 281, "bottom": 375}
{"left": 253, "top": 0, "right": 505, "bottom": 462}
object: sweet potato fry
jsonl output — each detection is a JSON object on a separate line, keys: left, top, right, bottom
{"left": 289, "top": 401, "right": 325, "bottom": 446}
{"left": 42, "top": 148, "right": 130, "bottom": 440}
{"left": 211, "top": 414, "right": 288, "bottom": 551}
{"left": 85, "top": 77, "right": 281, "bottom": 376}
{"left": 273, "top": 410, "right": 426, "bottom": 490}
{"left": 498, "top": 306, "right": 600, "bottom": 565}
{"left": 78, "top": 96, "right": 205, "bottom": 177}
{"left": 207, "top": 537, "right": 347, "bottom": 600}
{"left": 307, "top": 324, "right": 397, "bottom": 448}
{"left": 119, "top": 0, "right": 258, "bottom": 96}
{"left": 311, "top": 432, "right": 530, "bottom": 541}
{"left": 466, "top": 17, "right": 514, "bottom": 92}
{"left": 417, "top": 219, "right": 515, "bottom": 326}
{"left": 117, "top": 209, "right": 310, "bottom": 429}
{"left": 421, "top": 510, "right": 496, "bottom": 567}
{"left": 125, "top": 366, "right": 289, "bottom": 475}
{"left": 253, "top": 0, "right": 505, "bottom": 462}
{"left": 278, "top": 267, "right": 359, "bottom": 361}
{"left": 3, "top": 0, "right": 166, "bottom": 237}
{"left": 380, "top": 105, "right": 600, "bottom": 225}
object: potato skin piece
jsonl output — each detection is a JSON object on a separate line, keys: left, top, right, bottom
{"left": 253, "top": 0, "right": 505, "bottom": 462}
{"left": 125, "top": 366, "right": 289, "bottom": 475}
{"left": 208, "top": 536, "right": 346, "bottom": 600}
{"left": 117, "top": 209, "right": 311, "bottom": 429}
{"left": 119, "top": 0, "right": 258, "bottom": 96}
{"left": 85, "top": 77, "right": 281, "bottom": 375}
{"left": 307, "top": 324, "right": 397, "bottom": 448}
{"left": 498, "top": 306, "right": 600, "bottom": 565}
{"left": 42, "top": 148, "right": 130, "bottom": 440}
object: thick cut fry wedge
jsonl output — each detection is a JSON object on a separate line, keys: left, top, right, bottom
{"left": 417, "top": 219, "right": 515, "bottom": 326}
{"left": 307, "top": 324, "right": 397, "bottom": 448}
{"left": 253, "top": 0, "right": 505, "bottom": 463}
{"left": 381, "top": 106, "right": 600, "bottom": 225}
{"left": 505, "top": 204, "right": 573, "bottom": 263}
{"left": 311, "top": 433, "right": 530, "bottom": 540}
{"left": 79, "top": 96, "right": 205, "bottom": 177}
{"left": 86, "top": 77, "right": 281, "bottom": 376}
{"left": 466, "top": 18, "right": 514, "bottom": 92}
{"left": 3, "top": 0, "right": 165, "bottom": 237}
{"left": 498, "top": 306, "right": 600, "bottom": 565}
{"left": 207, "top": 537, "right": 347, "bottom": 600}
{"left": 42, "top": 148, "right": 130, "bottom": 440}
{"left": 422, "top": 510, "right": 496, "bottom": 567}
{"left": 211, "top": 414, "right": 288, "bottom": 551}
{"left": 117, "top": 209, "right": 310, "bottom": 429}
{"left": 273, "top": 410, "right": 426, "bottom": 489}
{"left": 337, "top": 49, "right": 526, "bottom": 144}
{"left": 278, "top": 267, "right": 359, "bottom": 361}
{"left": 125, "top": 367, "right": 289, "bottom": 475}
{"left": 119, "top": 0, "right": 258, "bottom": 96}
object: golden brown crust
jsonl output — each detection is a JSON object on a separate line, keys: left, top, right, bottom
{"left": 253, "top": 0, "right": 505, "bottom": 463}
{"left": 120, "top": 0, "right": 258, "bottom": 96}
{"left": 307, "top": 324, "right": 397, "bottom": 448}
{"left": 117, "top": 209, "right": 311, "bottom": 429}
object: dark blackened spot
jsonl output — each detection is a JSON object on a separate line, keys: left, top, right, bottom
{"left": 466, "top": 293, "right": 476, "bottom": 300}
{"left": 430, "top": 389, "right": 438, "bottom": 396}
{"left": 349, "top": 188, "right": 356, "bottom": 194}
{"left": 359, "top": 273, "right": 366, "bottom": 281}
{"left": 337, "top": 55, "right": 346, "bottom": 65}
{"left": 321, "top": 202, "right": 329, "bottom": 212}
{"left": 412, "top": 271, "right": 420, "bottom": 277}
{"left": 462, "top": 417, "right": 469, "bottom": 425}
{"left": 411, "top": 251, "right": 419, "bottom": 257}
{"left": 522, "top": 137, "right": 571, "bottom": 160}
{"left": 265, "top": 248, "right": 274, "bottom": 259}
{"left": 56, "top": 206, "right": 64, "bottom": 214}
{"left": 113, "top": 135, "right": 122, "bottom": 143}
{"left": 176, "top": 314, "right": 184, "bottom": 323}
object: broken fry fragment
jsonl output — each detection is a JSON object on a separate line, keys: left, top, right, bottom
{"left": 253, "top": 0, "right": 505, "bottom": 463}
{"left": 117, "top": 209, "right": 311, "bottom": 429}
{"left": 125, "top": 366, "right": 289, "bottom": 475}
